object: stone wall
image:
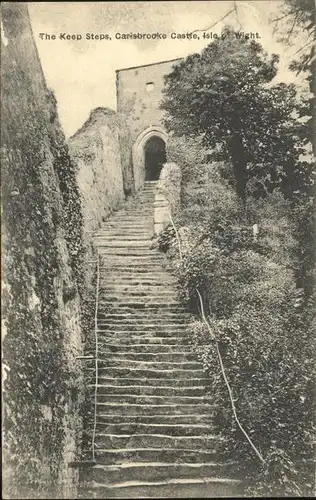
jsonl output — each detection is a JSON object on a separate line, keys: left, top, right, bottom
{"left": 116, "top": 59, "right": 182, "bottom": 191}
{"left": 68, "top": 107, "right": 125, "bottom": 290}
{"left": 1, "top": 3, "right": 85, "bottom": 498}
{"left": 154, "top": 162, "right": 181, "bottom": 235}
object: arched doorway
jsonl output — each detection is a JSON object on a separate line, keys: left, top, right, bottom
{"left": 144, "top": 136, "right": 166, "bottom": 181}
{"left": 132, "top": 126, "right": 168, "bottom": 191}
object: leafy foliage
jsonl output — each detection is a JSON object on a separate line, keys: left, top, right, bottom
{"left": 1, "top": 13, "right": 87, "bottom": 496}
{"left": 161, "top": 28, "right": 311, "bottom": 201}
{"left": 272, "top": 0, "right": 315, "bottom": 157}
{"left": 159, "top": 134, "right": 315, "bottom": 496}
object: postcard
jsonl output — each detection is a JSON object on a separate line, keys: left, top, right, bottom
{"left": 1, "top": 1, "right": 315, "bottom": 499}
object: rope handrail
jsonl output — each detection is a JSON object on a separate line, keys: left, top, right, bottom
{"left": 169, "top": 213, "right": 265, "bottom": 465}
{"left": 91, "top": 253, "right": 100, "bottom": 462}
{"left": 195, "top": 288, "right": 265, "bottom": 464}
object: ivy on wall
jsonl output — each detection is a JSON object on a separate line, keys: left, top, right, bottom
{"left": 1, "top": 6, "right": 87, "bottom": 496}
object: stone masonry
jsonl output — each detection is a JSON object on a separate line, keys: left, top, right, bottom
{"left": 79, "top": 182, "right": 243, "bottom": 498}
{"left": 116, "top": 58, "right": 183, "bottom": 192}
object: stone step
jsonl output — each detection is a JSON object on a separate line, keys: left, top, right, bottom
{"left": 99, "top": 266, "right": 172, "bottom": 272}
{"left": 106, "top": 217, "right": 153, "bottom": 223}
{"left": 97, "top": 304, "right": 184, "bottom": 311}
{"left": 93, "top": 336, "right": 189, "bottom": 345}
{"left": 99, "top": 226, "right": 152, "bottom": 231}
{"left": 99, "top": 248, "right": 159, "bottom": 254}
{"left": 98, "top": 260, "right": 167, "bottom": 269}
{"left": 88, "top": 383, "right": 206, "bottom": 397}
{"left": 101, "top": 219, "right": 153, "bottom": 225}
{"left": 101, "top": 294, "right": 183, "bottom": 307}
{"left": 90, "top": 447, "right": 219, "bottom": 465}
{"left": 100, "top": 279, "right": 177, "bottom": 286}
{"left": 96, "top": 314, "right": 187, "bottom": 321}
{"left": 113, "top": 205, "right": 153, "bottom": 210}
{"left": 86, "top": 402, "right": 215, "bottom": 416}
{"left": 87, "top": 359, "right": 202, "bottom": 371}
{"left": 86, "top": 343, "right": 191, "bottom": 354}
{"left": 93, "top": 353, "right": 196, "bottom": 364}
{"left": 91, "top": 462, "right": 235, "bottom": 483}
{"left": 74, "top": 425, "right": 203, "bottom": 445}
{"left": 99, "top": 278, "right": 176, "bottom": 288}
{"left": 94, "top": 242, "right": 153, "bottom": 249}
{"left": 91, "top": 335, "right": 191, "bottom": 345}
{"left": 86, "top": 376, "right": 210, "bottom": 388}
{"left": 95, "top": 326, "right": 188, "bottom": 334}
{"left": 97, "top": 298, "right": 182, "bottom": 305}
{"left": 89, "top": 352, "right": 196, "bottom": 363}
{"left": 95, "top": 310, "right": 186, "bottom": 319}
{"left": 87, "top": 366, "right": 205, "bottom": 379}
{"left": 105, "top": 214, "right": 155, "bottom": 220}
{"left": 83, "top": 477, "right": 242, "bottom": 498}
{"left": 96, "top": 317, "right": 188, "bottom": 326}
{"left": 100, "top": 280, "right": 177, "bottom": 287}
{"left": 81, "top": 182, "right": 239, "bottom": 497}
{"left": 93, "top": 394, "right": 211, "bottom": 406}
{"left": 101, "top": 272, "right": 175, "bottom": 279}
{"left": 99, "top": 290, "right": 178, "bottom": 298}
{"left": 100, "top": 282, "right": 179, "bottom": 289}
{"left": 95, "top": 328, "right": 187, "bottom": 337}
{"left": 97, "top": 240, "right": 154, "bottom": 245}
{"left": 100, "top": 252, "right": 164, "bottom": 259}
{"left": 101, "top": 225, "right": 153, "bottom": 231}
{"left": 93, "top": 433, "right": 220, "bottom": 450}
{"left": 89, "top": 462, "right": 238, "bottom": 486}
{"left": 94, "top": 242, "right": 153, "bottom": 248}
{"left": 93, "top": 419, "right": 215, "bottom": 432}
{"left": 98, "top": 300, "right": 179, "bottom": 308}
{"left": 98, "top": 233, "right": 153, "bottom": 239}
{"left": 96, "top": 309, "right": 187, "bottom": 317}
{"left": 97, "top": 251, "right": 160, "bottom": 257}
{"left": 96, "top": 319, "right": 186, "bottom": 327}
{"left": 95, "top": 230, "right": 152, "bottom": 236}
{"left": 98, "top": 300, "right": 181, "bottom": 307}
{"left": 95, "top": 305, "right": 186, "bottom": 314}
{"left": 93, "top": 414, "right": 214, "bottom": 427}
{"left": 96, "top": 238, "right": 153, "bottom": 243}
{"left": 108, "top": 209, "right": 153, "bottom": 214}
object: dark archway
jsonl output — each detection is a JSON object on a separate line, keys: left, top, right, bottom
{"left": 144, "top": 136, "right": 166, "bottom": 181}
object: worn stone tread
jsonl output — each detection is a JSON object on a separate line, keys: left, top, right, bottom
{"left": 80, "top": 181, "right": 242, "bottom": 498}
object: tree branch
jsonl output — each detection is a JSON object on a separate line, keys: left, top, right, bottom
{"left": 191, "top": 7, "right": 235, "bottom": 35}
{"left": 233, "top": 1, "right": 243, "bottom": 30}
{"left": 286, "top": 12, "right": 299, "bottom": 43}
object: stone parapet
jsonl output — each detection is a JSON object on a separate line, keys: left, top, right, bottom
{"left": 154, "top": 162, "right": 181, "bottom": 235}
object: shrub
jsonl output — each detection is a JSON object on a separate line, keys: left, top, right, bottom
{"left": 161, "top": 134, "right": 315, "bottom": 496}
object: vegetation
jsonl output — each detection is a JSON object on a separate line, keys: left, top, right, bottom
{"left": 159, "top": 20, "right": 315, "bottom": 497}
{"left": 272, "top": 0, "right": 315, "bottom": 154}
{"left": 1, "top": 28, "right": 86, "bottom": 497}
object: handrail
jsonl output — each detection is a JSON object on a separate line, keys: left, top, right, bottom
{"left": 195, "top": 288, "right": 265, "bottom": 464}
{"left": 91, "top": 253, "right": 100, "bottom": 462}
{"left": 169, "top": 213, "right": 265, "bottom": 465}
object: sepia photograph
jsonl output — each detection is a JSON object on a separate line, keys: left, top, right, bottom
{"left": 1, "top": 1, "right": 315, "bottom": 498}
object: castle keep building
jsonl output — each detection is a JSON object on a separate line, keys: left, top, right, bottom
{"left": 116, "top": 57, "right": 182, "bottom": 192}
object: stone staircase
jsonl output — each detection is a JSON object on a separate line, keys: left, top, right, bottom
{"left": 79, "top": 181, "right": 242, "bottom": 498}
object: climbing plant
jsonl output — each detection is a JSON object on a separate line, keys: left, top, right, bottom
{"left": 1, "top": 31, "right": 86, "bottom": 497}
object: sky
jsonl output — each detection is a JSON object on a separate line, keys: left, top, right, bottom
{"left": 27, "top": 1, "right": 306, "bottom": 138}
